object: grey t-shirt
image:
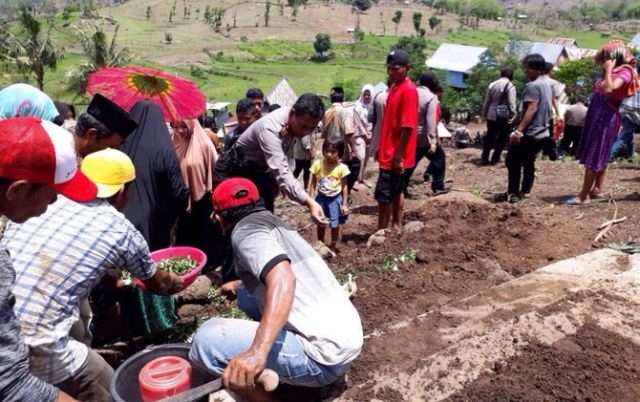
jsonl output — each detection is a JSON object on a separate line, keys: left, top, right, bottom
{"left": 521, "top": 78, "right": 553, "bottom": 139}
{"left": 231, "top": 210, "right": 363, "bottom": 367}
{"left": 0, "top": 218, "right": 57, "bottom": 402}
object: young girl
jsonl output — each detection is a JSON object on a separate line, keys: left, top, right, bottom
{"left": 309, "top": 137, "right": 350, "bottom": 251}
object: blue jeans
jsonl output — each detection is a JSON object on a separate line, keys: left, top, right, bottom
{"left": 189, "top": 287, "right": 348, "bottom": 387}
{"left": 610, "top": 116, "right": 638, "bottom": 160}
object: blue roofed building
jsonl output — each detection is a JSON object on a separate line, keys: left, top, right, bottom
{"left": 425, "top": 43, "right": 497, "bottom": 89}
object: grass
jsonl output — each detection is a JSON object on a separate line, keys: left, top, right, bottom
{"left": 556, "top": 30, "right": 634, "bottom": 49}
{"left": 445, "top": 29, "right": 511, "bottom": 52}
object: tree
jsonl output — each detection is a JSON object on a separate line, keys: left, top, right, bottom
{"left": 412, "top": 12, "right": 422, "bottom": 36}
{"left": 165, "top": 32, "right": 173, "bottom": 44}
{"left": 553, "top": 57, "right": 600, "bottom": 101}
{"left": 265, "top": 1, "right": 271, "bottom": 27}
{"left": 353, "top": 0, "right": 372, "bottom": 12}
{"left": 392, "top": 36, "right": 427, "bottom": 82}
{"left": 379, "top": 11, "right": 386, "bottom": 35}
{"left": 210, "top": 7, "right": 225, "bottom": 32}
{"left": 392, "top": 10, "right": 402, "bottom": 35}
{"left": 428, "top": 15, "right": 441, "bottom": 31}
{"left": 313, "top": 33, "right": 331, "bottom": 55}
{"left": 146, "top": 6, "right": 151, "bottom": 20}
{"left": 2, "top": 6, "right": 61, "bottom": 90}
{"left": 203, "top": 5, "right": 212, "bottom": 23}
{"left": 67, "top": 25, "right": 130, "bottom": 97}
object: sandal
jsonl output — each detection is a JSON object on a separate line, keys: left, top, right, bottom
{"left": 564, "top": 197, "right": 590, "bottom": 206}
{"left": 589, "top": 192, "right": 604, "bottom": 199}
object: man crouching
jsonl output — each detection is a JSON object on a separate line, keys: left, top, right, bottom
{"left": 190, "top": 178, "right": 363, "bottom": 402}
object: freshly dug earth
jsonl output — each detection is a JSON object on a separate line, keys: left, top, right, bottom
{"left": 448, "top": 321, "right": 640, "bottom": 402}
{"left": 98, "top": 144, "right": 640, "bottom": 400}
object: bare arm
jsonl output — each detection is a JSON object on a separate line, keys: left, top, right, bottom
{"left": 308, "top": 173, "right": 317, "bottom": 197}
{"left": 142, "top": 270, "right": 185, "bottom": 295}
{"left": 600, "top": 61, "right": 627, "bottom": 94}
{"left": 340, "top": 176, "right": 349, "bottom": 215}
{"left": 392, "top": 127, "right": 413, "bottom": 172}
{"left": 222, "top": 262, "right": 296, "bottom": 390}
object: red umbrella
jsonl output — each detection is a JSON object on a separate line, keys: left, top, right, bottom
{"left": 86, "top": 66, "right": 206, "bottom": 122}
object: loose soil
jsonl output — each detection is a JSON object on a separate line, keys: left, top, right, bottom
{"left": 98, "top": 141, "right": 640, "bottom": 401}
{"left": 448, "top": 321, "right": 640, "bottom": 402}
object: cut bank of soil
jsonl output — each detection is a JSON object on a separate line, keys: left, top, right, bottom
{"left": 448, "top": 321, "right": 640, "bottom": 402}
{"left": 98, "top": 143, "right": 640, "bottom": 401}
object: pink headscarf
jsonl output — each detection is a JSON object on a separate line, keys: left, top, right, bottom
{"left": 172, "top": 119, "right": 218, "bottom": 207}
{"left": 597, "top": 39, "right": 639, "bottom": 96}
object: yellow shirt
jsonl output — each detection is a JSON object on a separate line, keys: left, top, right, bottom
{"left": 310, "top": 159, "right": 350, "bottom": 197}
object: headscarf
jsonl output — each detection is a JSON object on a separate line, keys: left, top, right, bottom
{"left": 597, "top": 40, "right": 639, "bottom": 96}
{"left": 172, "top": 119, "right": 218, "bottom": 205}
{"left": 119, "top": 100, "right": 189, "bottom": 251}
{"left": 0, "top": 83, "right": 58, "bottom": 121}
{"left": 353, "top": 84, "right": 374, "bottom": 137}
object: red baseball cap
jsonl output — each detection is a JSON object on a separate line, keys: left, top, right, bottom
{"left": 212, "top": 178, "right": 259, "bottom": 213}
{"left": 0, "top": 117, "right": 97, "bottom": 202}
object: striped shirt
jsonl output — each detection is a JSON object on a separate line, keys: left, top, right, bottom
{"left": 2, "top": 196, "right": 156, "bottom": 384}
{"left": 0, "top": 216, "right": 58, "bottom": 402}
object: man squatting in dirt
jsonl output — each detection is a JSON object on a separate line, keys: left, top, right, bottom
{"left": 375, "top": 49, "right": 419, "bottom": 230}
{"left": 190, "top": 178, "right": 363, "bottom": 402}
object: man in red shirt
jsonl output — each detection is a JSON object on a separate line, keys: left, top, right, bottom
{"left": 375, "top": 49, "right": 418, "bottom": 231}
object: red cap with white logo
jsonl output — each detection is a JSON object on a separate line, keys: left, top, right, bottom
{"left": 0, "top": 117, "right": 97, "bottom": 202}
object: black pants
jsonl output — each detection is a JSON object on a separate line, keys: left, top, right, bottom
{"left": 506, "top": 136, "right": 543, "bottom": 196}
{"left": 559, "top": 124, "right": 582, "bottom": 157}
{"left": 293, "top": 159, "right": 312, "bottom": 185}
{"left": 345, "top": 157, "right": 361, "bottom": 194}
{"left": 405, "top": 144, "right": 446, "bottom": 192}
{"left": 482, "top": 119, "right": 511, "bottom": 163}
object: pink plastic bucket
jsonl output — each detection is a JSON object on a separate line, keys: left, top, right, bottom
{"left": 135, "top": 247, "right": 207, "bottom": 290}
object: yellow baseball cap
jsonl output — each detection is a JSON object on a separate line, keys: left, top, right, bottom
{"left": 81, "top": 148, "right": 135, "bottom": 198}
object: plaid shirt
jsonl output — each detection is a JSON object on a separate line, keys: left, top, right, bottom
{"left": 2, "top": 196, "right": 156, "bottom": 384}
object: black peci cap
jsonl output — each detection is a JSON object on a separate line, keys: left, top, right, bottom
{"left": 386, "top": 49, "right": 411, "bottom": 66}
{"left": 87, "top": 94, "right": 138, "bottom": 138}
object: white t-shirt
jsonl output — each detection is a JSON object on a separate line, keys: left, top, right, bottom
{"left": 231, "top": 210, "right": 363, "bottom": 366}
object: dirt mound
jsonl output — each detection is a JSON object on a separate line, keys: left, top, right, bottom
{"left": 419, "top": 190, "right": 491, "bottom": 207}
{"left": 448, "top": 322, "right": 640, "bottom": 402}
{"left": 325, "top": 197, "right": 572, "bottom": 335}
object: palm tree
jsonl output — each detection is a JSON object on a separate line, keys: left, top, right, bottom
{"left": 2, "top": 5, "right": 61, "bottom": 90}
{"left": 67, "top": 24, "right": 130, "bottom": 97}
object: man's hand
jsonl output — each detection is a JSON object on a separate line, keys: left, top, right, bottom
{"left": 392, "top": 157, "right": 404, "bottom": 174}
{"left": 222, "top": 348, "right": 268, "bottom": 391}
{"left": 216, "top": 280, "right": 242, "bottom": 300}
{"left": 169, "top": 273, "right": 186, "bottom": 294}
{"left": 307, "top": 198, "right": 327, "bottom": 225}
{"left": 427, "top": 144, "right": 437, "bottom": 155}
{"left": 510, "top": 130, "right": 523, "bottom": 145}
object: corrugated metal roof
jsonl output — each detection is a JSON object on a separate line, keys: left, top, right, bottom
{"left": 567, "top": 47, "right": 598, "bottom": 61}
{"left": 425, "top": 43, "right": 489, "bottom": 73}
{"left": 545, "top": 37, "right": 578, "bottom": 48}
{"left": 630, "top": 33, "right": 640, "bottom": 48}
{"left": 505, "top": 41, "right": 567, "bottom": 64}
